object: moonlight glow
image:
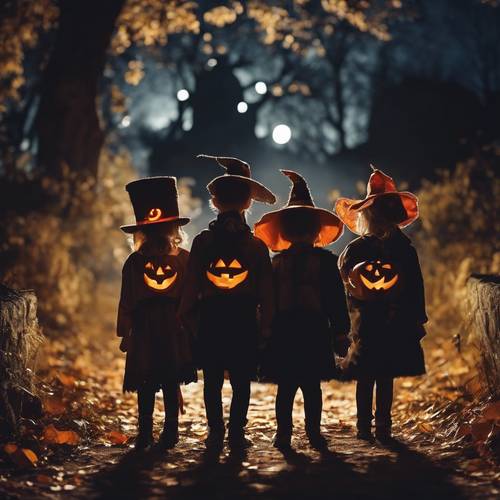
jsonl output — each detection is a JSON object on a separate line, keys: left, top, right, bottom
{"left": 255, "top": 81, "right": 267, "bottom": 95}
{"left": 176, "top": 89, "right": 190, "bottom": 101}
{"left": 237, "top": 101, "right": 248, "bottom": 113}
{"left": 272, "top": 124, "right": 292, "bottom": 144}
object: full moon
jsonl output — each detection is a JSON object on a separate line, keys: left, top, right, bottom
{"left": 272, "top": 124, "right": 292, "bottom": 145}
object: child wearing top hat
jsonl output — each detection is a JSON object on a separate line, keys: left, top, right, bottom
{"left": 336, "top": 167, "right": 427, "bottom": 442}
{"left": 118, "top": 176, "right": 197, "bottom": 450}
{"left": 179, "top": 155, "right": 276, "bottom": 450}
{"left": 255, "top": 170, "right": 350, "bottom": 450}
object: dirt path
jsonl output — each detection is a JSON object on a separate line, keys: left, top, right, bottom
{"left": 2, "top": 371, "right": 499, "bottom": 500}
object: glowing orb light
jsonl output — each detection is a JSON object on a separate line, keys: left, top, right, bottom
{"left": 176, "top": 89, "right": 190, "bottom": 101}
{"left": 272, "top": 124, "right": 292, "bottom": 144}
{"left": 237, "top": 101, "right": 248, "bottom": 113}
{"left": 255, "top": 81, "right": 267, "bottom": 95}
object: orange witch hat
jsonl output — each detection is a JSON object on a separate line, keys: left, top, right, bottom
{"left": 254, "top": 170, "right": 344, "bottom": 251}
{"left": 335, "top": 166, "right": 419, "bottom": 235}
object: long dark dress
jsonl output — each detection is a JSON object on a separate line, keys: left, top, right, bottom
{"left": 117, "top": 248, "right": 195, "bottom": 392}
{"left": 179, "top": 211, "right": 274, "bottom": 377}
{"left": 263, "top": 244, "right": 351, "bottom": 382}
{"left": 338, "top": 229, "right": 427, "bottom": 380}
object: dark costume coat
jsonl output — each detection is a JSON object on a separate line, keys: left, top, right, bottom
{"left": 179, "top": 211, "right": 274, "bottom": 375}
{"left": 117, "top": 248, "right": 195, "bottom": 392}
{"left": 338, "top": 230, "right": 427, "bottom": 379}
{"left": 262, "top": 244, "right": 350, "bottom": 382}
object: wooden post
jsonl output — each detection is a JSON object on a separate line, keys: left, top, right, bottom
{"left": 0, "top": 285, "right": 43, "bottom": 435}
{"left": 467, "top": 274, "right": 500, "bottom": 398}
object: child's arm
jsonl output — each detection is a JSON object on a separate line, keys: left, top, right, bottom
{"left": 325, "top": 252, "right": 351, "bottom": 355}
{"left": 178, "top": 235, "right": 204, "bottom": 337}
{"left": 117, "top": 257, "right": 134, "bottom": 352}
{"left": 408, "top": 245, "right": 428, "bottom": 337}
{"left": 256, "top": 241, "right": 274, "bottom": 340}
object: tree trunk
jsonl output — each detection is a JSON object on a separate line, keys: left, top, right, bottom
{"left": 0, "top": 285, "right": 43, "bottom": 436}
{"left": 35, "top": 0, "right": 125, "bottom": 181}
{"left": 467, "top": 274, "right": 500, "bottom": 398}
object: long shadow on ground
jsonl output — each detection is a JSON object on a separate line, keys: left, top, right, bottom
{"left": 84, "top": 436, "right": 466, "bottom": 500}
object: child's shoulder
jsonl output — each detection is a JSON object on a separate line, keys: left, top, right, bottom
{"left": 121, "top": 251, "right": 143, "bottom": 273}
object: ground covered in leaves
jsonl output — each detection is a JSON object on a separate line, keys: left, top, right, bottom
{"left": 1, "top": 335, "right": 499, "bottom": 499}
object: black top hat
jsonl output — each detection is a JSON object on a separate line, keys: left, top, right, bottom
{"left": 254, "top": 170, "right": 343, "bottom": 251}
{"left": 120, "top": 176, "right": 190, "bottom": 234}
{"left": 199, "top": 154, "right": 276, "bottom": 204}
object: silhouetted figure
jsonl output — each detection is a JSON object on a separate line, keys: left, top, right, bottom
{"left": 179, "top": 155, "right": 275, "bottom": 450}
{"left": 255, "top": 170, "right": 350, "bottom": 450}
{"left": 336, "top": 167, "right": 427, "bottom": 441}
{"left": 117, "top": 177, "right": 196, "bottom": 450}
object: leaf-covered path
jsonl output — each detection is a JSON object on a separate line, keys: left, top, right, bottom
{"left": 1, "top": 337, "right": 499, "bottom": 499}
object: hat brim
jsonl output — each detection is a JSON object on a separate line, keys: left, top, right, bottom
{"left": 335, "top": 191, "right": 418, "bottom": 235}
{"left": 254, "top": 205, "right": 344, "bottom": 251}
{"left": 207, "top": 175, "right": 276, "bottom": 204}
{"left": 120, "top": 216, "right": 190, "bottom": 234}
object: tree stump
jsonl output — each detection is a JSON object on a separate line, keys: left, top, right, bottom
{"left": 467, "top": 274, "right": 500, "bottom": 398}
{"left": 0, "top": 285, "right": 44, "bottom": 436}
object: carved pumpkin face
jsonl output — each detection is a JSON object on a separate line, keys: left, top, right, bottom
{"left": 206, "top": 258, "right": 248, "bottom": 290}
{"left": 347, "top": 259, "right": 399, "bottom": 301}
{"left": 143, "top": 261, "right": 177, "bottom": 292}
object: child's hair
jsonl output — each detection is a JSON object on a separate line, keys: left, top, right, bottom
{"left": 280, "top": 209, "right": 321, "bottom": 244}
{"left": 210, "top": 178, "right": 252, "bottom": 213}
{"left": 133, "top": 222, "right": 185, "bottom": 254}
{"left": 356, "top": 194, "right": 406, "bottom": 239}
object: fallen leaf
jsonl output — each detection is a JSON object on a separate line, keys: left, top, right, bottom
{"left": 4, "top": 443, "right": 18, "bottom": 454}
{"left": 106, "top": 431, "right": 128, "bottom": 445}
{"left": 482, "top": 401, "right": 500, "bottom": 421}
{"left": 9, "top": 448, "right": 38, "bottom": 468}
{"left": 43, "top": 424, "right": 80, "bottom": 445}
{"left": 44, "top": 397, "right": 66, "bottom": 416}
{"left": 418, "top": 422, "right": 434, "bottom": 433}
{"left": 471, "top": 421, "right": 494, "bottom": 442}
{"left": 56, "top": 372, "right": 77, "bottom": 388}
{"left": 36, "top": 474, "right": 53, "bottom": 484}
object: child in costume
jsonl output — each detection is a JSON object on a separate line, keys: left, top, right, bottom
{"left": 255, "top": 170, "right": 350, "bottom": 450}
{"left": 336, "top": 167, "right": 427, "bottom": 442}
{"left": 117, "top": 177, "right": 196, "bottom": 450}
{"left": 179, "top": 155, "right": 276, "bottom": 450}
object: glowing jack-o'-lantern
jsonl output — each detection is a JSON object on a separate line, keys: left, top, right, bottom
{"left": 206, "top": 258, "right": 248, "bottom": 290}
{"left": 143, "top": 261, "right": 177, "bottom": 291}
{"left": 347, "top": 260, "right": 399, "bottom": 301}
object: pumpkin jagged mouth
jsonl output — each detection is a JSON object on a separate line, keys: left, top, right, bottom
{"left": 206, "top": 270, "right": 248, "bottom": 289}
{"left": 360, "top": 274, "right": 398, "bottom": 291}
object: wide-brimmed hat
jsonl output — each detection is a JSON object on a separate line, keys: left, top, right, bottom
{"left": 254, "top": 170, "right": 344, "bottom": 251}
{"left": 335, "top": 166, "right": 418, "bottom": 235}
{"left": 199, "top": 154, "right": 276, "bottom": 204}
{"left": 120, "top": 176, "right": 190, "bottom": 234}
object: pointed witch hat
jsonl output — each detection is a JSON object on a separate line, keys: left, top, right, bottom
{"left": 335, "top": 166, "right": 419, "bottom": 235}
{"left": 199, "top": 154, "right": 276, "bottom": 204}
{"left": 254, "top": 170, "right": 344, "bottom": 251}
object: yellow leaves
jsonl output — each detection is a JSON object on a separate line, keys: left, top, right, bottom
{"left": 125, "top": 60, "right": 145, "bottom": 86}
{"left": 43, "top": 424, "right": 80, "bottom": 445}
{"left": 418, "top": 422, "right": 434, "bottom": 433}
{"left": 4, "top": 444, "right": 38, "bottom": 468}
{"left": 204, "top": 6, "right": 240, "bottom": 27}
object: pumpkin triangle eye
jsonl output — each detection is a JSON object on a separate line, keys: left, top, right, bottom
{"left": 365, "top": 264, "right": 373, "bottom": 271}
{"left": 166, "top": 265, "right": 172, "bottom": 270}
{"left": 382, "top": 263, "right": 392, "bottom": 269}
{"left": 215, "top": 259, "right": 225, "bottom": 268}
{"left": 145, "top": 262, "right": 154, "bottom": 270}
{"left": 156, "top": 267, "right": 165, "bottom": 276}
{"left": 229, "top": 259, "right": 242, "bottom": 269}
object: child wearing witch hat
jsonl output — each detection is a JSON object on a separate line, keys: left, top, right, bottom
{"left": 336, "top": 167, "right": 427, "bottom": 442}
{"left": 118, "top": 177, "right": 197, "bottom": 450}
{"left": 255, "top": 171, "right": 350, "bottom": 450}
{"left": 179, "top": 155, "right": 276, "bottom": 450}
